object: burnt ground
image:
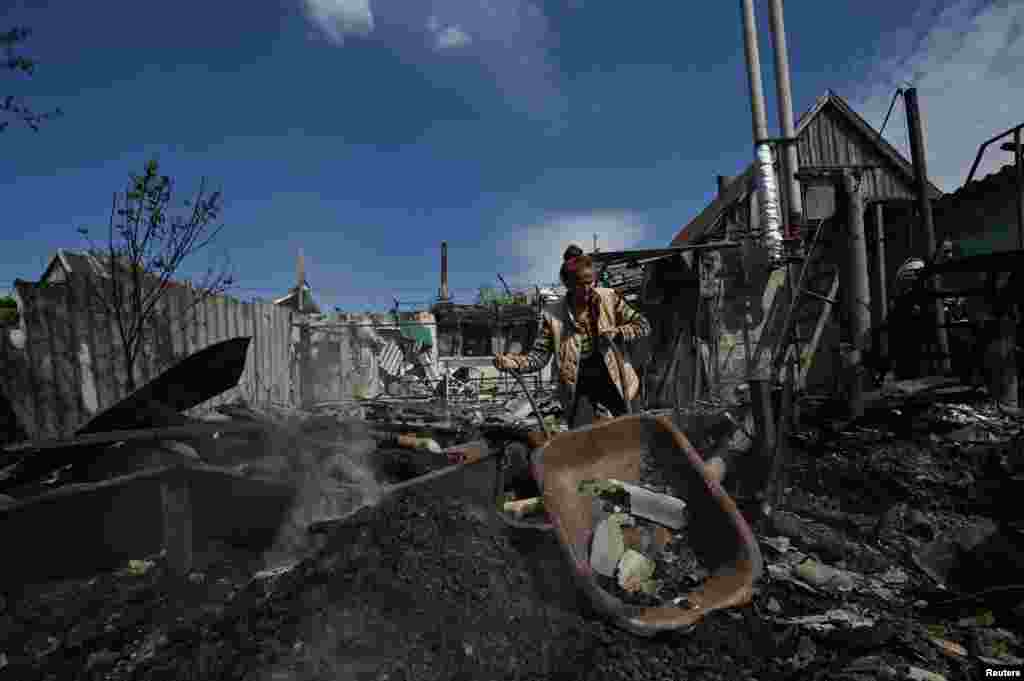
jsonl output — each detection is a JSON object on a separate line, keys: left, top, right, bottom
{"left": 2, "top": 402, "right": 1024, "bottom": 681}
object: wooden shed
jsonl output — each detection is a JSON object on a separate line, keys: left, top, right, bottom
{"left": 671, "top": 91, "right": 943, "bottom": 397}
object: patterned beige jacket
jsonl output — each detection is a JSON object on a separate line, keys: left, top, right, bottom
{"left": 505, "top": 287, "right": 651, "bottom": 411}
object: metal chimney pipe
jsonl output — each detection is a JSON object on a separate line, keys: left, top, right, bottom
{"left": 295, "top": 249, "right": 305, "bottom": 313}
{"left": 439, "top": 241, "right": 450, "bottom": 302}
{"left": 740, "top": 0, "right": 783, "bottom": 264}
{"left": 741, "top": 0, "right": 770, "bottom": 148}
{"left": 767, "top": 0, "right": 803, "bottom": 229}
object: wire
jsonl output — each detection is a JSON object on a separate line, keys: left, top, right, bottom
{"left": 878, "top": 87, "right": 903, "bottom": 138}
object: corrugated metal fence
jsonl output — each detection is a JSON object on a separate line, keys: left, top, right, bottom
{"left": 1, "top": 278, "right": 295, "bottom": 440}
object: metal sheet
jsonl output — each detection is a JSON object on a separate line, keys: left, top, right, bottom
{"left": 77, "top": 337, "right": 252, "bottom": 435}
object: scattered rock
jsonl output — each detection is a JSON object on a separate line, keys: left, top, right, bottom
{"left": 85, "top": 649, "right": 119, "bottom": 672}
{"left": 794, "top": 557, "right": 856, "bottom": 592}
{"left": 837, "top": 655, "right": 899, "bottom": 681}
{"left": 928, "top": 637, "right": 967, "bottom": 658}
{"left": 125, "top": 560, "right": 155, "bottom": 577}
{"left": 777, "top": 609, "right": 875, "bottom": 633}
{"left": 789, "top": 635, "right": 816, "bottom": 670}
{"left": 906, "top": 508, "right": 934, "bottom": 540}
{"left": 762, "top": 536, "right": 791, "bottom": 554}
{"left": 905, "top": 666, "right": 946, "bottom": 681}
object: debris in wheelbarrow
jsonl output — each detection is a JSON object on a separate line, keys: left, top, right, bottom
{"left": 579, "top": 478, "right": 688, "bottom": 529}
{"left": 533, "top": 413, "right": 762, "bottom": 636}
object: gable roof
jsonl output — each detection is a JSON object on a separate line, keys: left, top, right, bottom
{"left": 40, "top": 249, "right": 113, "bottom": 283}
{"left": 40, "top": 249, "right": 198, "bottom": 293}
{"left": 672, "top": 91, "right": 943, "bottom": 245}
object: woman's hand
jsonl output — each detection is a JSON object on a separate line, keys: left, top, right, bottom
{"left": 493, "top": 353, "right": 515, "bottom": 371}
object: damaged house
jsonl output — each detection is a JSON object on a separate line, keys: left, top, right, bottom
{"left": 668, "top": 90, "right": 943, "bottom": 400}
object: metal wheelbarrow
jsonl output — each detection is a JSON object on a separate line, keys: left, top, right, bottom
{"left": 531, "top": 413, "right": 762, "bottom": 636}
{"left": 495, "top": 353, "right": 761, "bottom": 635}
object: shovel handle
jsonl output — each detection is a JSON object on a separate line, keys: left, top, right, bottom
{"left": 499, "top": 366, "right": 552, "bottom": 440}
{"left": 605, "top": 336, "right": 634, "bottom": 416}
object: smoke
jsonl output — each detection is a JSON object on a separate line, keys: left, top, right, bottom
{"left": 254, "top": 410, "right": 384, "bottom": 569}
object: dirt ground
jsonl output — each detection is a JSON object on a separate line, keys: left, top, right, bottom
{"left": 2, "top": 401, "right": 1023, "bottom": 681}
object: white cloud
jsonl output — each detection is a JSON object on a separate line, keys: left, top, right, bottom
{"left": 299, "top": 0, "right": 564, "bottom": 122}
{"left": 303, "top": 0, "right": 374, "bottom": 44}
{"left": 499, "top": 212, "right": 651, "bottom": 286}
{"left": 428, "top": 20, "right": 472, "bottom": 50}
{"left": 851, "top": 0, "right": 1024, "bottom": 192}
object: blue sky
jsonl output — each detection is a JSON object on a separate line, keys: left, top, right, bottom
{"left": 2, "top": 0, "right": 1021, "bottom": 311}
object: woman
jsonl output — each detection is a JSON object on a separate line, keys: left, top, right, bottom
{"left": 494, "top": 245, "right": 651, "bottom": 427}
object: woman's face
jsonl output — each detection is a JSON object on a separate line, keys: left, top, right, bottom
{"left": 570, "top": 265, "right": 596, "bottom": 299}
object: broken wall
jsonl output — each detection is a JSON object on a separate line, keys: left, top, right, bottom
{"left": 0, "top": 278, "right": 295, "bottom": 440}
{"left": 299, "top": 312, "right": 439, "bottom": 405}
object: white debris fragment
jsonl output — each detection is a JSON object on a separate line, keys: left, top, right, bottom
{"left": 618, "top": 480, "right": 687, "bottom": 529}
{"left": 905, "top": 667, "right": 947, "bottom": 681}
{"left": 778, "top": 608, "right": 875, "bottom": 632}
{"left": 795, "top": 558, "right": 856, "bottom": 592}
{"left": 590, "top": 514, "right": 630, "bottom": 577}
{"left": 253, "top": 562, "right": 298, "bottom": 581}
{"left": 762, "top": 536, "right": 791, "bottom": 553}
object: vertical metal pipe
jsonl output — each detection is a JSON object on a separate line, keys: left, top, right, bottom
{"left": 295, "top": 249, "right": 305, "bottom": 313}
{"left": 871, "top": 202, "right": 889, "bottom": 361}
{"left": 903, "top": 88, "right": 949, "bottom": 372}
{"left": 740, "top": 0, "right": 770, "bottom": 147}
{"left": 439, "top": 242, "right": 450, "bottom": 302}
{"left": 740, "top": 0, "right": 783, "bottom": 263}
{"left": 767, "top": 0, "right": 803, "bottom": 226}
{"left": 1015, "top": 129, "right": 1023, "bottom": 250}
{"left": 843, "top": 171, "right": 871, "bottom": 419}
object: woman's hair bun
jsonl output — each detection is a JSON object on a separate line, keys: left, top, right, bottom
{"left": 563, "top": 244, "right": 584, "bottom": 262}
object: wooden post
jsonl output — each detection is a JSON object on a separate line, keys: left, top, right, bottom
{"left": 985, "top": 318, "right": 1019, "bottom": 408}
{"left": 749, "top": 377, "right": 776, "bottom": 530}
{"left": 843, "top": 170, "right": 871, "bottom": 419}
{"left": 160, "top": 465, "right": 193, "bottom": 576}
{"left": 904, "top": 88, "right": 949, "bottom": 373}
{"left": 871, "top": 202, "right": 889, "bottom": 362}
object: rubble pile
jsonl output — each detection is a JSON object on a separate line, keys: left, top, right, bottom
{"left": 5, "top": 381, "right": 1024, "bottom": 679}
{"left": 1, "top": 484, "right": 779, "bottom": 681}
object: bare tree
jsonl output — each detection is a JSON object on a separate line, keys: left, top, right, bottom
{"left": 77, "top": 158, "right": 235, "bottom": 392}
{"left": 2, "top": 27, "right": 62, "bottom": 133}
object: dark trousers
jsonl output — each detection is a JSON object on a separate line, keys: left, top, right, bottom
{"left": 569, "top": 352, "right": 628, "bottom": 429}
